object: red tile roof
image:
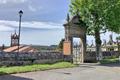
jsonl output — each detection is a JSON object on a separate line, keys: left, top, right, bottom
{"left": 3, "top": 45, "right": 38, "bottom": 53}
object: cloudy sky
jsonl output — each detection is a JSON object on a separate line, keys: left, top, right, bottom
{"left": 0, "top": 0, "right": 119, "bottom": 46}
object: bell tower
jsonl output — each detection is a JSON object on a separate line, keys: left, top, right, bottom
{"left": 11, "top": 31, "right": 19, "bottom": 47}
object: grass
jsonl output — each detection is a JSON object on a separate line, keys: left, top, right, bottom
{"left": 0, "top": 62, "right": 76, "bottom": 75}
{"left": 100, "top": 58, "right": 119, "bottom": 64}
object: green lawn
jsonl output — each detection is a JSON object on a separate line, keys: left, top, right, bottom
{"left": 0, "top": 62, "right": 76, "bottom": 75}
{"left": 100, "top": 58, "right": 119, "bottom": 64}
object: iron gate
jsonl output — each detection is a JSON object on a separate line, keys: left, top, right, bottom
{"left": 73, "top": 43, "right": 82, "bottom": 64}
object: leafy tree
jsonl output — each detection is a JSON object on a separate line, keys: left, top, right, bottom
{"left": 58, "top": 39, "right": 65, "bottom": 51}
{"left": 102, "top": 0, "right": 120, "bottom": 33}
{"left": 69, "top": 0, "right": 120, "bottom": 60}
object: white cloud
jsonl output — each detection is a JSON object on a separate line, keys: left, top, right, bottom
{"left": 0, "top": 0, "right": 27, "bottom": 4}
{"left": 28, "top": 5, "right": 43, "bottom": 12}
{"left": 0, "top": 24, "right": 13, "bottom": 31}
{"left": 28, "top": 5, "right": 37, "bottom": 12}
{"left": 0, "top": 20, "right": 63, "bottom": 31}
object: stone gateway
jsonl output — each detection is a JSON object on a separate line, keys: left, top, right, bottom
{"left": 63, "top": 14, "right": 87, "bottom": 64}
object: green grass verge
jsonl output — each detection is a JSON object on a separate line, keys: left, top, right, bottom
{"left": 0, "top": 62, "right": 76, "bottom": 75}
{"left": 100, "top": 58, "right": 119, "bottom": 64}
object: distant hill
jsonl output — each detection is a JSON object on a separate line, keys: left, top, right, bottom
{"left": 0, "top": 44, "right": 58, "bottom": 52}
{"left": 31, "top": 45, "right": 58, "bottom": 51}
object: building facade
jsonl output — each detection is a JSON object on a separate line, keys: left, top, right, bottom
{"left": 11, "top": 31, "right": 19, "bottom": 47}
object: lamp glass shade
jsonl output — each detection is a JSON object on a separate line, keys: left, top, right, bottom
{"left": 19, "top": 10, "right": 23, "bottom": 16}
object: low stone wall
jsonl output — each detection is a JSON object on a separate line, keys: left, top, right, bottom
{"left": 102, "top": 51, "right": 119, "bottom": 57}
{"left": 85, "top": 51, "right": 120, "bottom": 62}
{"left": 0, "top": 51, "right": 119, "bottom": 66}
{"left": 0, "top": 51, "right": 65, "bottom": 66}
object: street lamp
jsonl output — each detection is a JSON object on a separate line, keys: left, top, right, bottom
{"left": 18, "top": 10, "right": 23, "bottom": 53}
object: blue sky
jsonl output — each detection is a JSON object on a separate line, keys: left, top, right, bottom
{"left": 0, "top": 0, "right": 69, "bottom": 22}
{"left": 0, "top": 0, "right": 119, "bottom": 46}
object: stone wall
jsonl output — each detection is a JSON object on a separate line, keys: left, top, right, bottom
{"left": 0, "top": 51, "right": 119, "bottom": 66}
{"left": 85, "top": 51, "right": 120, "bottom": 62}
{"left": 0, "top": 51, "right": 65, "bottom": 66}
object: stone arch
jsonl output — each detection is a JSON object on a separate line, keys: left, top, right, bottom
{"left": 63, "top": 14, "right": 87, "bottom": 64}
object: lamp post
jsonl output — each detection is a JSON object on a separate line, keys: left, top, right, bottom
{"left": 18, "top": 10, "right": 23, "bottom": 53}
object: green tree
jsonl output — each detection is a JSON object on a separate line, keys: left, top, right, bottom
{"left": 58, "top": 39, "right": 65, "bottom": 51}
{"left": 102, "top": 0, "right": 120, "bottom": 33}
{"left": 69, "top": 0, "right": 120, "bottom": 60}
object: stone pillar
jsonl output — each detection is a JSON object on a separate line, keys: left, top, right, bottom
{"left": 63, "top": 40, "right": 71, "bottom": 55}
{"left": 80, "top": 35, "right": 86, "bottom": 63}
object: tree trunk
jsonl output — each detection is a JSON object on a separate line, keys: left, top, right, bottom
{"left": 95, "top": 29, "right": 102, "bottom": 61}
